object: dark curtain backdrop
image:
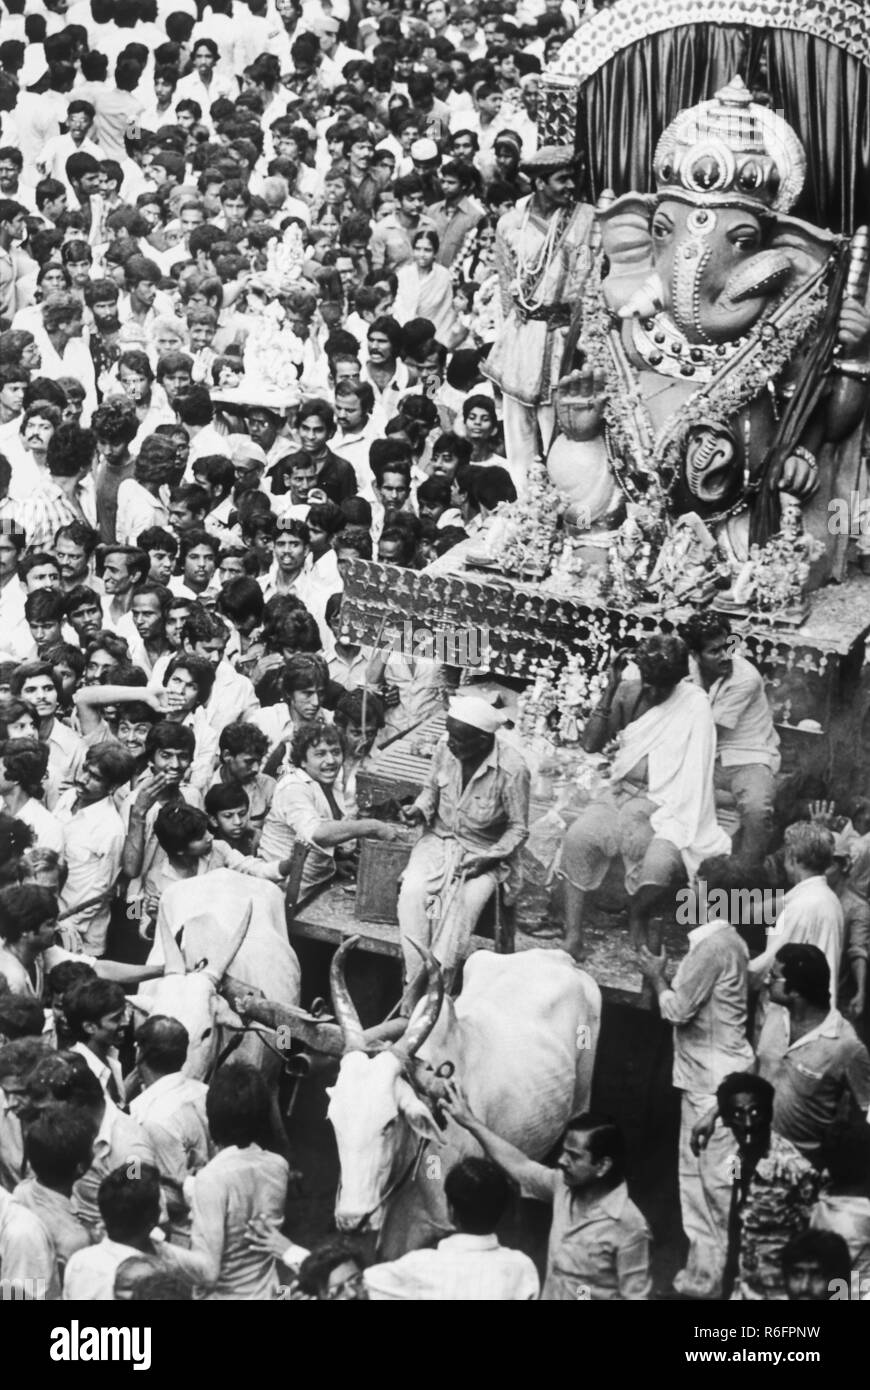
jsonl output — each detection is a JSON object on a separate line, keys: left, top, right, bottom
{"left": 576, "top": 24, "right": 870, "bottom": 234}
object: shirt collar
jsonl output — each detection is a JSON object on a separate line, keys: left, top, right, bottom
{"left": 596, "top": 1182, "right": 630, "bottom": 1218}
{"left": 71, "top": 1041, "right": 110, "bottom": 1084}
{"left": 687, "top": 918, "right": 731, "bottom": 948}
{"left": 787, "top": 1008, "right": 845, "bottom": 1050}
{"left": 569, "top": 1180, "right": 630, "bottom": 1219}
{"left": 29, "top": 1179, "right": 73, "bottom": 1211}
{"left": 462, "top": 741, "right": 500, "bottom": 780}
{"left": 786, "top": 875, "right": 828, "bottom": 899}
{"left": 71, "top": 795, "right": 114, "bottom": 820}
{"left": 436, "top": 1232, "right": 499, "bottom": 1252}
{"left": 94, "top": 1096, "right": 121, "bottom": 1151}
{"left": 140, "top": 1070, "right": 188, "bottom": 1099}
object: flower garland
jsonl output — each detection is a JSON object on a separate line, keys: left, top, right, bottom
{"left": 499, "top": 462, "right": 565, "bottom": 578}
{"left": 581, "top": 261, "right": 833, "bottom": 514}
{"left": 511, "top": 203, "right": 571, "bottom": 315}
{"left": 654, "top": 266, "right": 832, "bottom": 498}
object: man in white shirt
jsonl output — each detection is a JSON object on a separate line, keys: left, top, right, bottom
{"left": 181, "top": 608, "right": 260, "bottom": 734}
{"left": 685, "top": 614, "right": 781, "bottom": 863}
{"left": 308, "top": 12, "right": 361, "bottom": 83}
{"left": 32, "top": 293, "right": 97, "bottom": 424}
{"left": 0, "top": 740, "right": 65, "bottom": 853}
{"left": 129, "top": 1016, "right": 211, "bottom": 1225}
{"left": 332, "top": 380, "right": 378, "bottom": 498}
{"left": 640, "top": 854, "right": 755, "bottom": 1300}
{"left": 174, "top": 37, "right": 237, "bottom": 125}
{"left": 0, "top": 1184, "right": 57, "bottom": 1300}
{"left": 0, "top": 523, "right": 35, "bottom": 661}
{"left": 443, "top": 1098, "right": 651, "bottom": 1301}
{"left": 53, "top": 743, "right": 135, "bottom": 956}
{"left": 8, "top": 69, "right": 74, "bottom": 177}
{"left": 26, "top": 1052, "right": 158, "bottom": 1243}
{"left": 749, "top": 821, "right": 844, "bottom": 1029}
{"left": 36, "top": 100, "right": 103, "bottom": 187}
{"left": 365, "top": 1155, "right": 539, "bottom": 1300}
{"left": 65, "top": 978, "right": 128, "bottom": 1105}
{"left": 64, "top": 1163, "right": 166, "bottom": 1300}
{"left": 12, "top": 661, "right": 86, "bottom": 809}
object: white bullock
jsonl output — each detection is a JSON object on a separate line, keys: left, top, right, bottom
{"left": 133, "top": 869, "right": 302, "bottom": 1079}
{"left": 326, "top": 940, "right": 601, "bottom": 1258}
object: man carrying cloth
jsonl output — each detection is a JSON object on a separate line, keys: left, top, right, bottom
{"left": 683, "top": 612, "right": 780, "bottom": 865}
{"left": 483, "top": 145, "right": 596, "bottom": 494}
{"left": 559, "top": 635, "right": 730, "bottom": 958}
{"left": 398, "top": 696, "right": 529, "bottom": 987}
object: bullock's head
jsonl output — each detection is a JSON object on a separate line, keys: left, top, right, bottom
{"left": 326, "top": 937, "right": 448, "bottom": 1233}
{"left": 129, "top": 903, "right": 253, "bottom": 1080}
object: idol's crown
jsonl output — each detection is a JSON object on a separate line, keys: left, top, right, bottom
{"left": 653, "top": 76, "right": 806, "bottom": 213}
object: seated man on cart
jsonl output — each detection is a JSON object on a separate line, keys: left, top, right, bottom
{"left": 559, "top": 636, "right": 729, "bottom": 958}
{"left": 682, "top": 613, "right": 780, "bottom": 866}
{"left": 398, "top": 695, "right": 530, "bottom": 988}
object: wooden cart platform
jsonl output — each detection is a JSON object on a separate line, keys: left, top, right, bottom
{"left": 289, "top": 881, "right": 688, "bottom": 1009}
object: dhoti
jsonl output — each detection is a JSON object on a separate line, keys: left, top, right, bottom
{"left": 397, "top": 833, "right": 497, "bottom": 977}
{"left": 674, "top": 1090, "right": 734, "bottom": 1299}
{"left": 559, "top": 785, "right": 685, "bottom": 897}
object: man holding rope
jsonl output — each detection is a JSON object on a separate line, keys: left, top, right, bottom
{"left": 398, "top": 695, "right": 529, "bottom": 988}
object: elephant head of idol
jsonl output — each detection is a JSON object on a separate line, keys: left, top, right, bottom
{"left": 598, "top": 77, "right": 834, "bottom": 346}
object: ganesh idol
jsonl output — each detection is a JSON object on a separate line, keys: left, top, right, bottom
{"left": 547, "top": 77, "right": 870, "bottom": 594}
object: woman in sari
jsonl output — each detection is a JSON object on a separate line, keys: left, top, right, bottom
{"left": 393, "top": 230, "right": 464, "bottom": 348}
{"left": 559, "top": 635, "right": 729, "bottom": 958}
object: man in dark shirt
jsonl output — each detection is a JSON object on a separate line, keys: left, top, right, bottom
{"left": 266, "top": 400, "right": 357, "bottom": 505}
{"left": 343, "top": 131, "right": 380, "bottom": 215}
{"left": 428, "top": 160, "right": 485, "bottom": 268}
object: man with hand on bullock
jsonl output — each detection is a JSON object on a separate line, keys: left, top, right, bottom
{"left": 443, "top": 1088, "right": 651, "bottom": 1301}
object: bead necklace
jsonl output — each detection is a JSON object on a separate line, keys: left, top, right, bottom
{"left": 514, "top": 201, "right": 569, "bottom": 313}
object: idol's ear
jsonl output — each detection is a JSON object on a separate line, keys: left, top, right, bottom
{"left": 767, "top": 214, "right": 840, "bottom": 287}
{"left": 598, "top": 193, "right": 657, "bottom": 314}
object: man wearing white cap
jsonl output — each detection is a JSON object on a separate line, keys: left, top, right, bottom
{"left": 398, "top": 695, "right": 529, "bottom": 984}
{"left": 410, "top": 138, "right": 444, "bottom": 207}
{"left": 307, "top": 12, "right": 361, "bottom": 83}
{"left": 226, "top": 434, "right": 269, "bottom": 495}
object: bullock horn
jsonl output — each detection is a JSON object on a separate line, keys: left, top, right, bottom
{"left": 162, "top": 923, "right": 188, "bottom": 977}
{"left": 396, "top": 940, "right": 443, "bottom": 1058}
{"left": 329, "top": 935, "right": 366, "bottom": 1053}
{"left": 206, "top": 902, "right": 254, "bottom": 983}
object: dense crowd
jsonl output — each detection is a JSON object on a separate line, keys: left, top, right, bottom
{"left": 0, "top": 0, "right": 867, "bottom": 1307}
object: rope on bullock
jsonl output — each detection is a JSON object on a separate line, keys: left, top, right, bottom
{"left": 213, "top": 1019, "right": 289, "bottom": 1071}
{"left": 350, "top": 1136, "right": 428, "bottom": 1236}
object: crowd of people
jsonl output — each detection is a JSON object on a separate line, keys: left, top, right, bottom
{"left": 0, "top": 0, "right": 866, "bottom": 1307}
